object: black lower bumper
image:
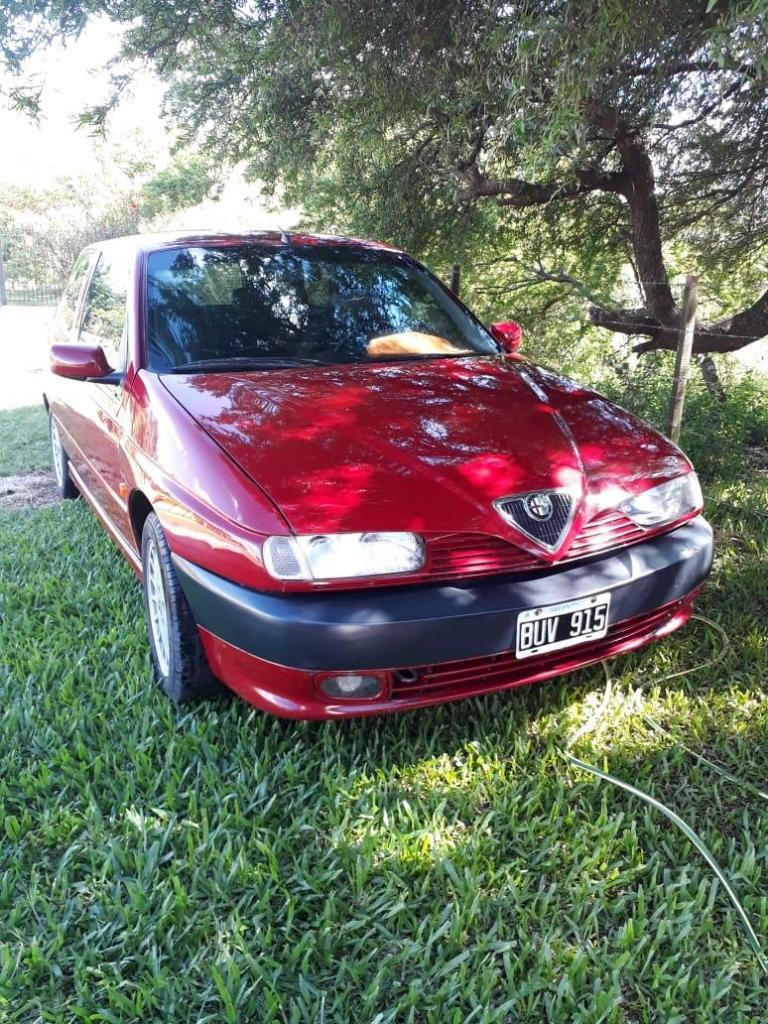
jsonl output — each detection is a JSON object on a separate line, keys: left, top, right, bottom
{"left": 174, "top": 517, "right": 713, "bottom": 672}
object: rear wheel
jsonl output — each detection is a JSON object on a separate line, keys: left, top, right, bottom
{"left": 141, "top": 512, "right": 223, "bottom": 702}
{"left": 49, "top": 416, "right": 79, "bottom": 499}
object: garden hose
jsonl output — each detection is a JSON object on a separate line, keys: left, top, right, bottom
{"left": 562, "top": 615, "right": 768, "bottom": 973}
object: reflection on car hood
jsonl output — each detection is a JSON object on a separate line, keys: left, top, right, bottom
{"left": 160, "top": 357, "right": 689, "bottom": 555}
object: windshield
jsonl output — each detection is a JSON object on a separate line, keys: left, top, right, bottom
{"left": 145, "top": 244, "right": 498, "bottom": 371}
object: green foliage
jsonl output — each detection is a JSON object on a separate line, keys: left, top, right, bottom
{"left": 5, "top": 1, "right": 766, "bottom": 350}
{"left": 432, "top": 199, "right": 630, "bottom": 373}
{"left": 0, "top": 141, "right": 221, "bottom": 296}
{"left": 0, "top": 171, "right": 139, "bottom": 289}
{"left": 5, "top": 5, "right": 768, "bottom": 340}
{"left": 152, "top": 1, "right": 768, "bottom": 268}
{"left": 592, "top": 357, "right": 768, "bottom": 482}
{"left": 1, "top": 383, "right": 768, "bottom": 1019}
{"left": 0, "top": 1, "right": 90, "bottom": 78}
{"left": 138, "top": 151, "right": 222, "bottom": 221}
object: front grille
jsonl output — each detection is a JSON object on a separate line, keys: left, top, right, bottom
{"left": 424, "top": 508, "right": 650, "bottom": 584}
{"left": 494, "top": 490, "right": 574, "bottom": 550}
{"left": 427, "top": 534, "right": 535, "bottom": 581}
{"left": 391, "top": 601, "right": 685, "bottom": 701}
{"left": 564, "top": 507, "right": 647, "bottom": 560}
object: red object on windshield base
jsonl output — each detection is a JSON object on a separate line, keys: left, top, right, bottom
{"left": 44, "top": 230, "right": 712, "bottom": 719}
{"left": 490, "top": 320, "right": 523, "bottom": 353}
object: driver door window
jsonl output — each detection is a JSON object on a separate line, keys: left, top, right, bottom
{"left": 55, "top": 251, "right": 93, "bottom": 339}
{"left": 74, "top": 246, "right": 133, "bottom": 535}
{"left": 80, "top": 250, "right": 130, "bottom": 370}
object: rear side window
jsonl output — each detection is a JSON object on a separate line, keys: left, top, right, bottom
{"left": 80, "top": 249, "right": 131, "bottom": 369}
{"left": 56, "top": 252, "right": 91, "bottom": 334}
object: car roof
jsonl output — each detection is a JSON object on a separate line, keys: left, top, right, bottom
{"left": 89, "top": 230, "right": 402, "bottom": 257}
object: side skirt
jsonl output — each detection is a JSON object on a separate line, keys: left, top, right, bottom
{"left": 68, "top": 463, "right": 142, "bottom": 577}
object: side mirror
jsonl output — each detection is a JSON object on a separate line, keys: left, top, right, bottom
{"left": 50, "top": 343, "right": 120, "bottom": 384}
{"left": 490, "top": 320, "right": 523, "bottom": 354}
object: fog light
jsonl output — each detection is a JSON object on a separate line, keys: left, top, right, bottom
{"left": 319, "top": 674, "right": 382, "bottom": 699}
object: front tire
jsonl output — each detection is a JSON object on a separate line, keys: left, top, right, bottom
{"left": 49, "top": 415, "right": 79, "bottom": 499}
{"left": 141, "top": 512, "right": 222, "bottom": 702}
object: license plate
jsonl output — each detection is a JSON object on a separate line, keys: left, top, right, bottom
{"left": 515, "top": 592, "right": 611, "bottom": 659}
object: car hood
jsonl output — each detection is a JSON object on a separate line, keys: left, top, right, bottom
{"left": 160, "top": 357, "right": 689, "bottom": 557}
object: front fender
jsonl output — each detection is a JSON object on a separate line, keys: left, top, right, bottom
{"left": 126, "top": 371, "right": 291, "bottom": 590}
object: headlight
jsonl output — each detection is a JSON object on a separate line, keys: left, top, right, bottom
{"left": 621, "top": 472, "right": 703, "bottom": 527}
{"left": 263, "top": 532, "right": 426, "bottom": 581}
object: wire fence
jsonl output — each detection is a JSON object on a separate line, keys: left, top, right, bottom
{"left": 0, "top": 229, "right": 68, "bottom": 306}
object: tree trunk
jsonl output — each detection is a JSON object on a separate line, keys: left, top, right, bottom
{"left": 591, "top": 131, "right": 768, "bottom": 354}
{"left": 458, "top": 116, "right": 768, "bottom": 356}
{"left": 616, "top": 133, "right": 677, "bottom": 324}
{"left": 696, "top": 354, "right": 727, "bottom": 402}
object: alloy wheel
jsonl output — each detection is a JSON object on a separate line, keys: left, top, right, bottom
{"left": 50, "top": 419, "right": 65, "bottom": 489}
{"left": 146, "top": 537, "right": 171, "bottom": 677}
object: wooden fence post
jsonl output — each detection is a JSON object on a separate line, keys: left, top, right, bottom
{"left": 450, "top": 264, "right": 461, "bottom": 297}
{"left": 666, "top": 275, "right": 698, "bottom": 444}
{"left": 0, "top": 249, "right": 7, "bottom": 306}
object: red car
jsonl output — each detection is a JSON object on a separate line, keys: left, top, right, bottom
{"left": 45, "top": 231, "right": 712, "bottom": 719}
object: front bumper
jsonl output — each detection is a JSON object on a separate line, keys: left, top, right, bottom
{"left": 174, "top": 516, "right": 713, "bottom": 718}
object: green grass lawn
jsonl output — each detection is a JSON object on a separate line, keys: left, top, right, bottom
{"left": 2, "top": 390, "right": 768, "bottom": 1022}
{"left": 0, "top": 404, "right": 51, "bottom": 475}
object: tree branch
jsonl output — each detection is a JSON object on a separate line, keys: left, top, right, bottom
{"left": 589, "top": 305, "right": 667, "bottom": 341}
{"left": 455, "top": 96, "right": 765, "bottom": 357}
{"left": 653, "top": 79, "right": 744, "bottom": 130}
{"left": 589, "top": 286, "right": 768, "bottom": 355}
{"left": 456, "top": 163, "right": 626, "bottom": 205}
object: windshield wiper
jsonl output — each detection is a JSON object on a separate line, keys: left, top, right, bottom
{"left": 166, "top": 356, "right": 330, "bottom": 373}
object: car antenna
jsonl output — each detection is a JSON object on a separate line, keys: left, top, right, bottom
{"left": 277, "top": 226, "right": 291, "bottom": 245}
